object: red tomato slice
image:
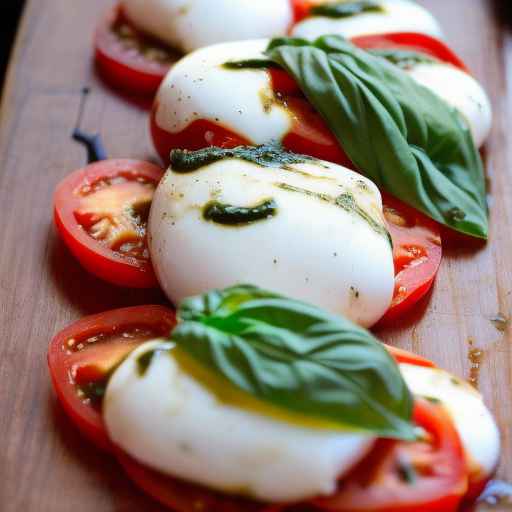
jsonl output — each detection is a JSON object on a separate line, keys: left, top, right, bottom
{"left": 95, "top": 4, "right": 179, "bottom": 96}
{"left": 290, "top": 0, "right": 315, "bottom": 22}
{"left": 351, "top": 32, "right": 469, "bottom": 72}
{"left": 54, "top": 159, "right": 164, "bottom": 288}
{"left": 117, "top": 399, "right": 468, "bottom": 512}
{"left": 384, "top": 345, "right": 435, "bottom": 368}
{"left": 379, "top": 193, "right": 442, "bottom": 324}
{"left": 117, "top": 451, "right": 270, "bottom": 512}
{"left": 48, "top": 305, "right": 176, "bottom": 451}
{"left": 313, "top": 399, "right": 468, "bottom": 512}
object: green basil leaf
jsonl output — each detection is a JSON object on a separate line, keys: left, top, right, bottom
{"left": 266, "top": 36, "right": 488, "bottom": 239}
{"left": 173, "top": 284, "right": 415, "bottom": 440}
{"left": 310, "top": 0, "right": 384, "bottom": 19}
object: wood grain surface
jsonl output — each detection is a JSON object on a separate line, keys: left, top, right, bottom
{"left": 0, "top": 1, "right": 511, "bottom": 510}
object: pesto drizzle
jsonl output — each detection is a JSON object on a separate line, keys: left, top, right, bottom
{"left": 277, "top": 183, "right": 391, "bottom": 243}
{"left": 136, "top": 345, "right": 173, "bottom": 377}
{"left": 203, "top": 199, "right": 278, "bottom": 226}
{"left": 370, "top": 49, "right": 437, "bottom": 70}
{"left": 170, "top": 144, "right": 314, "bottom": 173}
{"left": 310, "top": 0, "right": 384, "bottom": 18}
{"left": 223, "top": 59, "right": 280, "bottom": 70}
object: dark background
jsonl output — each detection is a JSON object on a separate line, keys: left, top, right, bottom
{"left": 0, "top": 2, "right": 25, "bottom": 93}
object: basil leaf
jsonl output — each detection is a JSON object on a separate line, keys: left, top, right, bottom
{"left": 368, "top": 49, "right": 438, "bottom": 70}
{"left": 173, "top": 285, "right": 415, "bottom": 440}
{"left": 310, "top": 0, "right": 384, "bottom": 19}
{"left": 266, "top": 36, "right": 488, "bottom": 239}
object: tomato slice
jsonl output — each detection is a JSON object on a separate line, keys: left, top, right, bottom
{"left": 116, "top": 399, "right": 467, "bottom": 512}
{"left": 385, "top": 345, "right": 435, "bottom": 368}
{"left": 95, "top": 4, "right": 180, "bottom": 96}
{"left": 54, "top": 159, "right": 164, "bottom": 288}
{"left": 48, "top": 306, "right": 176, "bottom": 451}
{"left": 117, "top": 451, "right": 270, "bottom": 512}
{"left": 351, "top": 32, "right": 469, "bottom": 72}
{"left": 313, "top": 399, "right": 468, "bottom": 512}
{"left": 379, "top": 194, "right": 442, "bottom": 324}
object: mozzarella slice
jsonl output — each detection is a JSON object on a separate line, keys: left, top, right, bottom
{"left": 400, "top": 363, "right": 500, "bottom": 478}
{"left": 291, "top": 0, "right": 442, "bottom": 40}
{"left": 404, "top": 62, "right": 492, "bottom": 148}
{"left": 121, "top": 0, "right": 292, "bottom": 54}
{"left": 148, "top": 155, "right": 394, "bottom": 327}
{"left": 154, "top": 39, "right": 291, "bottom": 144}
{"left": 154, "top": 39, "right": 490, "bottom": 156}
{"left": 104, "top": 340, "right": 375, "bottom": 503}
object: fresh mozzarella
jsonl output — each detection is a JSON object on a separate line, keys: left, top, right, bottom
{"left": 404, "top": 62, "right": 492, "bottom": 148}
{"left": 291, "top": 0, "right": 442, "bottom": 40}
{"left": 154, "top": 39, "right": 490, "bottom": 154}
{"left": 148, "top": 155, "right": 394, "bottom": 327}
{"left": 400, "top": 363, "right": 501, "bottom": 478}
{"left": 121, "top": 0, "right": 293, "bottom": 54}
{"left": 153, "top": 39, "right": 291, "bottom": 144}
{"left": 104, "top": 340, "right": 375, "bottom": 502}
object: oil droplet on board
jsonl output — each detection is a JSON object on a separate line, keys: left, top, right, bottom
{"left": 490, "top": 313, "right": 509, "bottom": 332}
{"left": 467, "top": 338, "right": 484, "bottom": 388}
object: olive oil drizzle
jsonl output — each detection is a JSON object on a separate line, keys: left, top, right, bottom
{"left": 276, "top": 183, "right": 391, "bottom": 243}
{"left": 223, "top": 59, "right": 280, "bottom": 71}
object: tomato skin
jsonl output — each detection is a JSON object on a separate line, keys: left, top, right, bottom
{"left": 48, "top": 306, "right": 176, "bottom": 452}
{"left": 151, "top": 103, "right": 250, "bottom": 163}
{"left": 378, "top": 194, "right": 442, "bottom": 324}
{"left": 313, "top": 400, "right": 468, "bottom": 512}
{"left": 54, "top": 159, "right": 164, "bottom": 289}
{"left": 95, "top": 5, "right": 173, "bottom": 96}
{"left": 384, "top": 345, "right": 435, "bottom": 368}
{"left": 290, "top": 0, "right": 314, "bottom": 22}
{"left": 116, "top": 451, "right": 269, "bottom": 512}
{"left": 352, "top": 32, "right": 469, "bottom": 72}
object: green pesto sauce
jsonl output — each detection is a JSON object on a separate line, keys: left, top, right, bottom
{"left": 136, "top": 345, "right": 174, "bottom": 377}
{"left": 276, "top": 183, "right": 391, "bottom": 243}
{"left": 170, "top": 144, "right": 314, "bottom": 173}
{"left": 223, "top": 59, "right": 281, "bottom": 71}
{"left": 203, "top": 199, "right": 277, "bottom": 226}
{"left": 370, "top": 49, "right": 437, "bottom": 70}
{"left": 310, "top": 0, "right": 384, "bottom": 18}
{"left": 78, "top": 380, "right": 108, "bottom": 406}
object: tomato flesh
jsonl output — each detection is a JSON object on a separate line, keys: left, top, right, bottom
{"left": 313, "top": 400, "right": 468, "bottom": 512}
{"left": 48, "top": 306, "right": 176, "bottom": 451}
{"left": 54, "top": 159, "right": 164, "bottom": 288}
{"left": 95, "top": 4, "right": 179, "bottom": 96}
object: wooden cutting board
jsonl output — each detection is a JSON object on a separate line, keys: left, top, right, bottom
{"left": 0, "top": 0, "right": 510, "bottom": 510}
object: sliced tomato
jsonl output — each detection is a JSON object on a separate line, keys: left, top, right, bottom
{"left": 384, "top": 345, "right": 435, "bottom": 368}
{"left": 117, "top": 451, "right": 270, "bottom": 512}
{"left": 290, "top": 0, "right": 315, "bottom": 22}
{"left": 378, "top": 193, "right": 442, "bottom": 324}
{"left": 313, "top": 399, "right": 468, "bottom": 512}
{"left": 95, "top": 4, "right": 179, "bottom": 96}
{"left": 48, "top": 306, "right": 176, "bottom": 451}
{"left": 54, "top": 159, "right": 164, "bottom": 288}
{"left": 352, "top": 32, "right": 469, "bottom": 72}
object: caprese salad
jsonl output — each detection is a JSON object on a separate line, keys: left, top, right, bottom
{"left": 95, "top": 0, "right": 444, "bottom": 95}
{"left": 48, "top": 285, "right": 500, "bottom": 511}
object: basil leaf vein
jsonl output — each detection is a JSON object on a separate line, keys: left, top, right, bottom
{"left": 173, "top": 285, "right": 415, "bottom": 440}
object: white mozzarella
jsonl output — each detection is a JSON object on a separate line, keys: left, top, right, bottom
{"left": 400, "top": 363, "right": 500, "bottom": 477}
{"left": 148, "top": 156, "right": 394, "bottom": 327}
{"left": 154, "top": 40, "right": 291, "bottom": 145}
{"left": 405, "top": 62, "right": 492, "bottom": 147}
{"left": 104, "top": 340, "right": 375, "bottom": 503}
{"left": 121, "top": 0, "right": 293, "bottom": 54}
{"left": 291, "top": 0, "right": 442, "bottom": 40}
